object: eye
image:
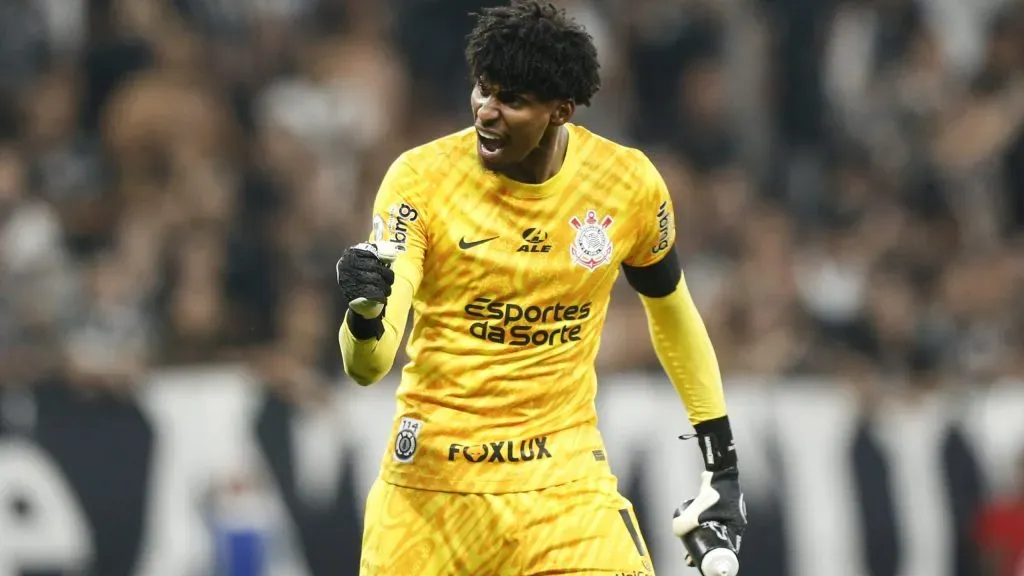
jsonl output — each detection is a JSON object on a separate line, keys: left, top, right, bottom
{"left": 476, "top": 80, "right": 491, "bottom": 97}
{"left": 497, "top": 91, "right": 522, "bottom": 107}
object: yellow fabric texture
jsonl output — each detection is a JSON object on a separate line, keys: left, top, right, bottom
{"left": 339, "top": 123, "right": 712, "bottom": 494}
{"left": 639, "top": 276, "right": 728, "bottom": 425}
{"left": 359, "top": 476, "right": 654, "bottom": 576}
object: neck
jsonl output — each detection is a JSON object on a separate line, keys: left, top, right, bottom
{"left": 500, "top": 125, "right": 569, "bottom": 185}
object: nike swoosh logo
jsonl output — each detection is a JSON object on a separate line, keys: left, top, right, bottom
{"left": 458, "top": 236, "right": 499, "bottom": 250}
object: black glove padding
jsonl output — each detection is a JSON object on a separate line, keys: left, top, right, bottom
{"left": 675, "top": 416, "right": 747, "bottom": 553}
{"left": 673, "top": 468, "right": 747, "bottom": 553}
{"left": 336, "top": 243, "right": 396, "bottom": 307}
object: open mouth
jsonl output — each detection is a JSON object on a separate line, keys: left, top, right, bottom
{"left": 476, "top": 129, "right": 506, "bottom": 160}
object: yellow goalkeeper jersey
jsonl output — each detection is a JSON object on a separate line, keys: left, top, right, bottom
{"left": 345, "top": 123, "right": 679, "bottom": 493}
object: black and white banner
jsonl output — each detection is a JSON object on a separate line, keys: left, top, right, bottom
{"left": 1, "top": 368, "right": 1021, "bottom": 576}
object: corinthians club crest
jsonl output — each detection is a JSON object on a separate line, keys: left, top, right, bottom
{"left": 569, "top": 210, "right": 614, "bottom": 270}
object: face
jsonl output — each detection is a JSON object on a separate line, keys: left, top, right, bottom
{"left": 470, "top": 79, "right": 570, "bottom": 169}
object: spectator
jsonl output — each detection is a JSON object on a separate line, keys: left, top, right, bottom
{"left": 0, "top": 0, "right": 1018, "bottom": 392}
{"left": 0, "top": 143, "right": 70, "bottom": 386}
{"left": 64, "top": 251, "right": 152, "bottom": 396}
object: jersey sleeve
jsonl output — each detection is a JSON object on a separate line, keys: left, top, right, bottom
{"left": 638, "top": 275, "right": 728, "bottom": 425}
{"left": 367, "top": 156, "right": 429, "bottom": 288}
{"left": 339, "top": 155, "right": 429, "bottom": 385}
{"left": 623, "top": 151, "right": 676, "bottom": 268}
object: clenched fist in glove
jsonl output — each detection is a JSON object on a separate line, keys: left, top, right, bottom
{"left": 337, "top": 242, "right": 399, "bottom": 340}
{"left": 673, "top": 416, "right": 747, "bottom": 564}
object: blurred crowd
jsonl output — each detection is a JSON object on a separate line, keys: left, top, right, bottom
{"left": 0, "top": 0, "right": 1022, "bottom": 400}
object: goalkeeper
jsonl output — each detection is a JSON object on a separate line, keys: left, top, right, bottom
{"left": 337, "top": 1, "right": 746, "bottom": 574}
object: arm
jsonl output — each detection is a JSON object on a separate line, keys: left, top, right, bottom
{"left": 623, "top": 249, "right": 729, "bottom": 428}
{"left": 620, "top": 151, "right": 730, "bottom": 440}
{"left": 338, "top": 157, "right": 428, "bottom": 386}
{"left": 340, "top": 268, "right": 420, "bottom": 385}
{"left": 621, "top": 152, "right": 744, "bottom": 554}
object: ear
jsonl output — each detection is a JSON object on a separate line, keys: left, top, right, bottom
{"left": 549, "top": 99, "right": 575, "bottom": 126}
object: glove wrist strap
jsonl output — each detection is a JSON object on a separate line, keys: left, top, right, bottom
{"left": 346, "top": 309, "right": 385, "bottom": 340}
{"left": 684, "top": 415, "right": 737, "bottom": 472}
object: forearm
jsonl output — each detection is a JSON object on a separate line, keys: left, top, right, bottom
{"left": 638, "top": 276, "right": 727, "bottom": 426}
{"left": 339, "top": 157, "right": 427, "bottom": 385}
{"left": 339, "top": 274, "right": 415, "bottom": 386}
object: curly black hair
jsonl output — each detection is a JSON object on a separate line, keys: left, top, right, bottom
{"left": 465, "top": 0, "right": 601, "bottom": 106}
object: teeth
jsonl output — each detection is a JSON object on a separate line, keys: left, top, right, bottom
{"left": 477, "top": 130, "right": 502, "bottom": 141}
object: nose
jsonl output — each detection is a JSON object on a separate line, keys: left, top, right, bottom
{"left": 476, "top": 95, "right": 500, "bottom": 124}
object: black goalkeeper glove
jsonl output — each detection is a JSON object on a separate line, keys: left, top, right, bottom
{"left": 336, "top": 242, "right": 397, "bottom": 340}
{"left": 673, "top": 416, "right": 747, "bottom": 558}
